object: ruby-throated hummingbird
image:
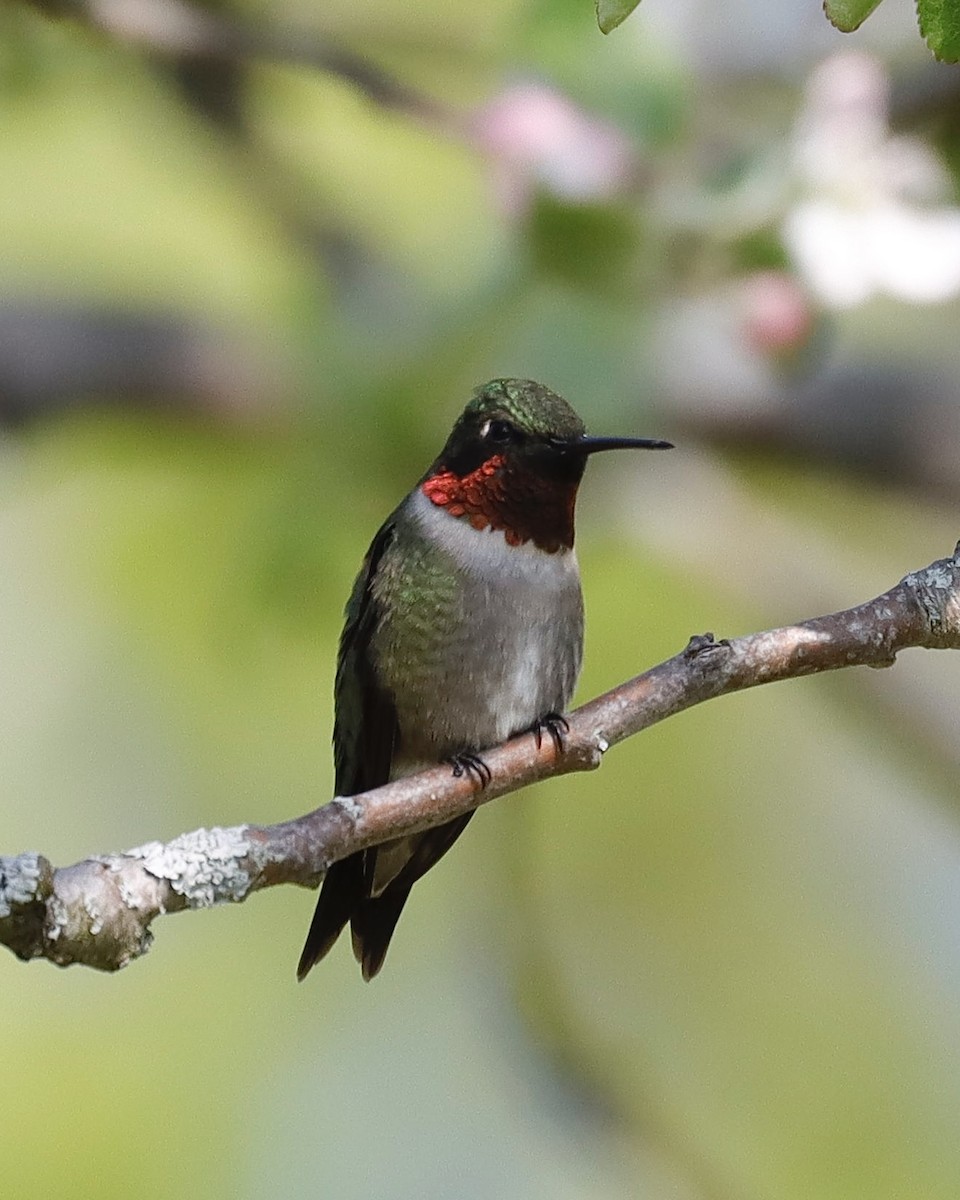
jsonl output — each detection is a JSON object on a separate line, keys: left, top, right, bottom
{"left": 297, "top": 378, "right": 672, "bottom": 981}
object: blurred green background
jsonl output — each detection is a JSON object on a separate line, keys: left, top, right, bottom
{"left": 4, "top": 1, "right": 960, "bottom": 1197}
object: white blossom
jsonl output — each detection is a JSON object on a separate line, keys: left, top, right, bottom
{"left": 783, "top": 52, "right": 960, "bottom": 308}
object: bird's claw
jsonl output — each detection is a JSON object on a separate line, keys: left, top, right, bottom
{"left": 449, "top": 752, "right": 492, "bottom": 788}
{"left": 530, "top": 712, "right": 569, "bottom": 754}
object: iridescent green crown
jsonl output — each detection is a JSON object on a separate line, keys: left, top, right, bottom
{"left": 466, "top": 379, "right": 585, "bottom": 440}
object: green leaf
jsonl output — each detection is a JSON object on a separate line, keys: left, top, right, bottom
{"left": 822, "top": 0, "right": 883, "bottom": 31}
{"left": 596, "top": 0, "right": 642, "bottom": 35}
{"left": 917, "top": 0, "right": 960, "bottom": 61}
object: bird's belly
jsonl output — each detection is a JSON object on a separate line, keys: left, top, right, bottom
{"left": 472, "top": 614, "right": 566, "bottom": 741}
{"left": 377, "top": 506, "right": 584, "bottom": 764}
{"left": 393, "top": 608, "right": 579, "bottom": 763}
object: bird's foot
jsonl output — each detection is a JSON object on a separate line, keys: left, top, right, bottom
{"left": 529, "top": 712, "right": 569, "bottom": 754}
{"left": 449, "top": 752, "right": 492, "bottom": 788}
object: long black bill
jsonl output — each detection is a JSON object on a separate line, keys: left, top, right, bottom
{"left": 563, "top": 434, "right": 674, "bottom": 455}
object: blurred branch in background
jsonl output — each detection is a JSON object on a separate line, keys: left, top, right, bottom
{"left": 0, "top": 302, "right": 292, "bottom": 425}
{"left": 23, "top": 0, "right": 448, "bottom": 122}
{"left": 4, "top": 542, "right": 960, "bottom": 974}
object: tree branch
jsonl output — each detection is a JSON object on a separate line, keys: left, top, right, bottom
{"left": 26, "top": 0, "right": 449, "bottom": 123}
{"left": 4, "top": 543, "right": 960, "bottom": 973}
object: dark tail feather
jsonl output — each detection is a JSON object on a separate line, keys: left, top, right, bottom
{"left": 349, "top": 811, "right": 476, "bottom": 980}
{"left": 296, "top": 853, "right": 365, "bottom": 981}
{"left": 350, "top": 884, "right": 415, "bottom": 981}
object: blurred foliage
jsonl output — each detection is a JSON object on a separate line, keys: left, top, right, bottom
{"left": 3, "top": 2, "right": 960, "bottom": 1199}
{"left": 615, "top": 0, "right": 958, "bottom": 63}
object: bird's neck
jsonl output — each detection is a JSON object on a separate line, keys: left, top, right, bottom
{"left": 420, "top": 455, "right": 577, "bottom": 553}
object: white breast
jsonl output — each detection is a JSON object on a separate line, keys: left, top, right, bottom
{"left": 407, "top": 488, "right": 580, "bottom": 585}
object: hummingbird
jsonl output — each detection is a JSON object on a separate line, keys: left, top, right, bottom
{"left": 297, "top": 378, "right": 672, "bottom": 981}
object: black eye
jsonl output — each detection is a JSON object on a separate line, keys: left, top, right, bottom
{"left": 484, "top": 418, "right": 515, "bottom": 443}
